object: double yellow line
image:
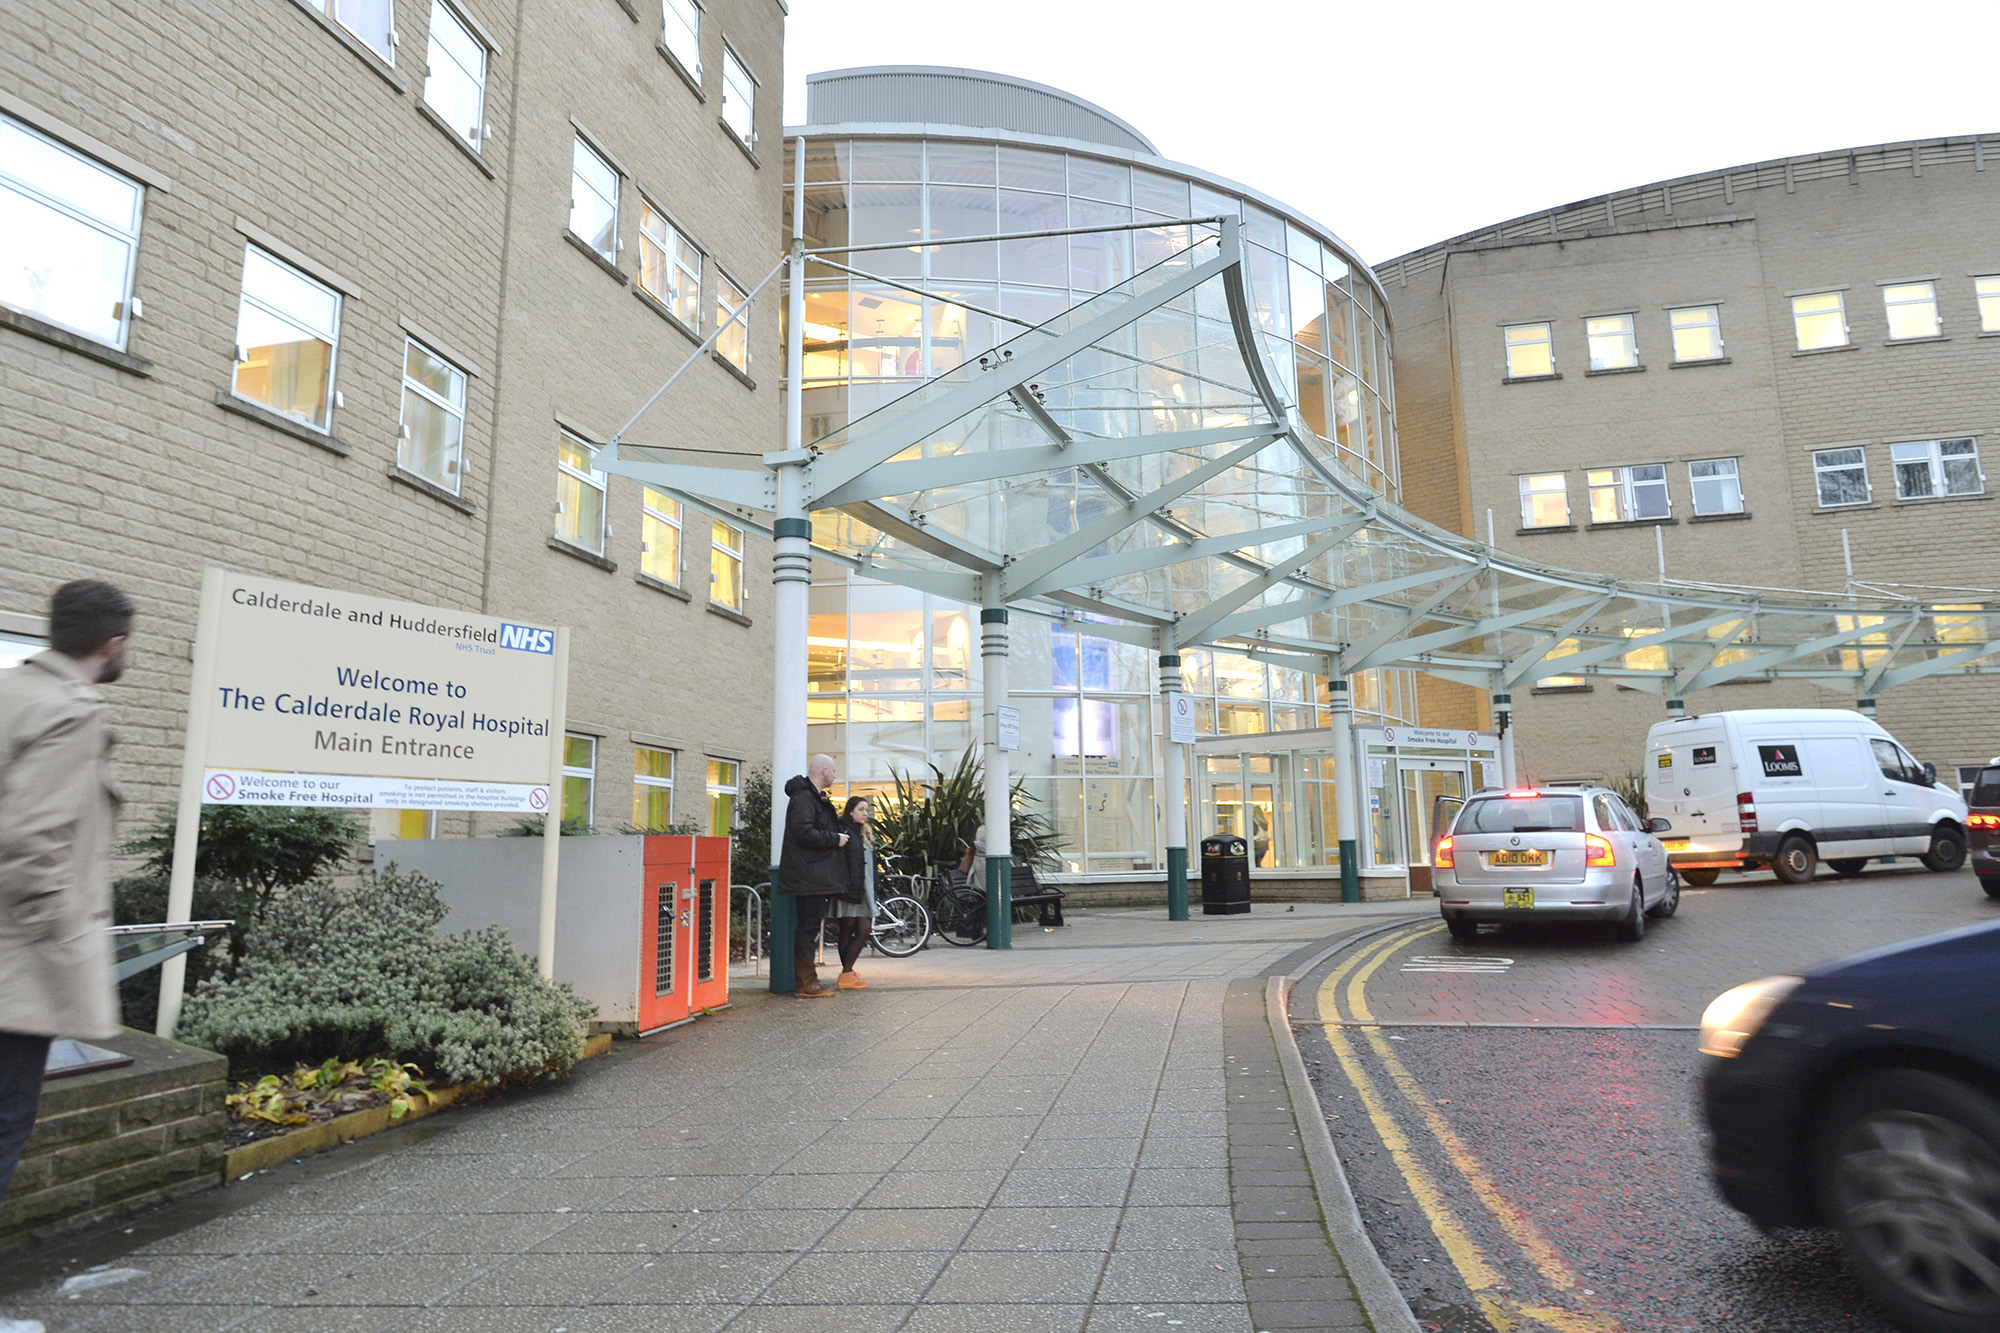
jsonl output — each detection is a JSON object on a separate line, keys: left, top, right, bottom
{"left": 1317, "top": 923, "right": 1620, "bottom": 1333}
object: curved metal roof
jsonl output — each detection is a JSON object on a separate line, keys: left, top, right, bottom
{"left": 805, "top": 66, "right": 1159, "bottom": 155}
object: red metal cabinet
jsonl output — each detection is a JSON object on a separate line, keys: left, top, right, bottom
{"left": 639, "top": 836, "right": 731, "bottom": 1034}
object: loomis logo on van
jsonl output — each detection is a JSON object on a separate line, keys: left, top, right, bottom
{"left": 499, "top": 623, "right": 555, "bottom": 654}
{"left": 1758, "top": 744, "right": 1802, "bottom": 777}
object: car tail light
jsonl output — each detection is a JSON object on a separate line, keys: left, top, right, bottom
{"left": 1506, "top": 789, "right": 1538, "bottom": 798}
{"left": 1737, "top": 792, "right": 1758, "bottom": 834}
{"left": 1585, "top": 834, "right": 1615, "bottom": 867}
{"left": 1434, "top": 836, "right": 1454, "bottom": 868}
{"left": 1971, "top": 812, "right": 2000, "bottom": 831}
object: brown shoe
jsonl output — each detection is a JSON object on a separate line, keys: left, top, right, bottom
{"left": 837, "top": 970, "right": 868, "bottom": 990}
{"left": 796, "top": 969, "right": 836, "bottom": 998}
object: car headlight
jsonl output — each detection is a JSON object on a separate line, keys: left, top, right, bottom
{"left": 1699, "top": 975, "right": 1805, "bottom": 1058}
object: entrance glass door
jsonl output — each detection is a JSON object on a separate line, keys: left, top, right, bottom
{"left": 1399, "top": 765, "right": 1466, "bottom": 868}
{"left": 1248, "top": 783, "right": 1278, "bottom": 867}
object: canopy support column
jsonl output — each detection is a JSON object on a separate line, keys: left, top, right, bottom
{"left": 1160, "top": 653, "right": 1188, "bottom": 921}
{"left": 1857, "top": 695, "right": 1878, "bottom": 720}
{"left": 770, "top": 149, "right": 808, "bottom": 994}
{"left": 1330, "top": 677, "right": 1360, "bottom": 904}
{"left": 982, "top": 606, "right": 1012, "bottom": 949}
{"left": 1492, "top": 688, "right": 1518, "bottom": 788}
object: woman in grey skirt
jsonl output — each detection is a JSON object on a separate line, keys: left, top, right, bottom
{"left": 833, "top": 795, "right": 877, "bottom": 989}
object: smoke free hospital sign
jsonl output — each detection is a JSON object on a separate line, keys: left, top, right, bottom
{"left": 193, "top": 571, "right": 563, "bottom": 812}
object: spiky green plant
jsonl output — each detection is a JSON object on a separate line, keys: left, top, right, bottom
{"left": 870, "top": 746, "right": 1061, "bottom": 876}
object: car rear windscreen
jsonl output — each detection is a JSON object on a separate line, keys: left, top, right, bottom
{"left": 1456, "top": 795, "right": 1585, "bottom": 834}
{"left": 1974, "top": 766, "right": 2000, "bottom": 808}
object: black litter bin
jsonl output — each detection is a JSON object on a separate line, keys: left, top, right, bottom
{"left": 1200, "top": 835, "right": 1250, "bottom": 915}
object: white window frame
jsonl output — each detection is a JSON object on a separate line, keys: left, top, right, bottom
{"left": 1518, "top": 472, "right": 1569, "bottom": 528}
{"left": 706, "top": 758, "right": 740, "bottom": 836}
{"left": 633, "top": 744, "right": 675, "bottom": 832}
{"left": 1977, "top": 275, "right": 2000, "bottom": 334}
{"left": 1586, "top": 464, "right": 1671, "bottom": 523}
{"left": 1584, "top": 313, "right": 1639, "bottom": 371}
{"left": 720, "top": 44, "right": 756, "bottom": 148}
{"left": 398, "top": 337, "right": 468, "bottom": 493}
{"left": 562, "top": 733, "right": 596, "bottom": 827}
{"left": 710, "top": 518, "right": 744, "bottom": 609}
{"left": 641, "top": 486, "right": 683, "bottom": 585}
{"left": 638, "top": 199, "right": 702, "bottom": 331}
{"left": 0, "top": 114, "right": 145, "bottom": 351}
{"left": 1881, "top": 280, "right": 1942, "bottom": 341}
{"left": 1812, "top": 446, "right": 1872, "bottom": 508}
{"left": 569, "top": 136, "right": 620, "bottom": 262}
{"left": 1502, "top": 321, "right": 1555, "bottom": 379}
{"left": 713, "top": 265, "right": 748, "bottom": 373}
{"left": 1687, "top": 458, "right": 1743, "bottom": 516}
{"left": 1791, "top": 291, "right": 1849, "bottom": 351}
{"left": 1890, "top": 437, "right": 1983, "bottom": 500}
{"left": 1667, "top": 304, "right": 1724, "bottom": 362}
{"left": 303, "top": 0, "right": 396, "bottom": 62}
{"left": 661, "top": 0, "right": 701, "bottom": 80}
{"left": 421, "top": 0, "right": 487, "bottom": 151}
{"left": 556, "top": 430, "right": 609, "bottom": 553}
{"left": 232, "top": 244, "right": 343, "bottom": 432}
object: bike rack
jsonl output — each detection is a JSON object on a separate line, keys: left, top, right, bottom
{"left": 731, "top": 883, "right": 764, "bottom": 977}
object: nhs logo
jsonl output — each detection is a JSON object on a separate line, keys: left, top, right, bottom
{"left": 499, "top": 623, "right": 555, "bottom": 654}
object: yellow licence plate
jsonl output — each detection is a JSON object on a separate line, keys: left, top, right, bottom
{"left": 1487, "top": 850, "right": 1549, "bottom": 867}
{"left": 1504, "top": 889, "right": 1535, "bottom": 909}
{"left": 1663, "top": 839, "right": 1689, "bottom": 851}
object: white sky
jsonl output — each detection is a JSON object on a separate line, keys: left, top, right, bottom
{"left": 783, "top": 0, "right": 1994, "bottom": 264}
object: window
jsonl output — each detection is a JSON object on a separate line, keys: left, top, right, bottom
{"left": 1977, "top": 276, "right": 2000, "bottom": 333}
{"left": 714, "top": 269, "right": 748, "bottom": 372}
{"left": 641, "top": 487, "right": 683, "bottom": 584}
{"left": 303, "top": 0, "right": 394, "bottom": 61}
{"left": 556, "top": 432, "right": 607, "bottom": 551}
{"left": 1669, "top": 305, "right": 1724, "bottom": 362}
{"left": 1891, "top": 437, "right": 1982, "bottom": 500}
{"left": 710, "top": 519, "right": 743, "bottom": 609}
{"left": 1688, "top": 458, "right": 1743, "bottom": 516}
{"left": 1812, "top": 447, "right": 1870, "bottom": 507}
{"left": 1934, "top": 604, "right": 1987, "bottom": 666}
{"left": 1621, "top": 627, "right": 1668, "bottom": 672}
{"left": 562, "top": 735, "right": 596, "bottom": 825}
{"left": 661, "top": 0, "right": 700, "bottom": 77}
{"left": 1585, "top": 314, "right": 1638, "bottom": 370}
{"left": 1518, "top": 472, "right": 1569, "bottom": 528}
{"left": 0, "top": 114, "right": 144, "bottom": 349}
{"left": 1882, "top": 281, "right": 1941, "bottom": 341}
{"left": 1791, "top": 291, "right": 1848, "bottom": 350}
{"left": 706, "top": 759, "right": 738, "bottom": 835}
{"left": 1587, "top": 464, "right": 1670, "bottom": 522}
{"left": 1840, "top": 615, "right": 1891, "bottom": 671}
{"left": 569, "top": 137, "right": 619, "bottom": 262}
{"left": 1871, "top": 738, "right": 1922, "bottom": 785}
{"left": 422, "top": 1, "right": 485, "bottom": 151}
{"left": 638, "top": 202, "right": 701, "bottom": 329}
{"left": 233, "top": 246, "right": 341, "bottom": 430}
{"left": 720, "top": 46, "right": 755, "bottom": 147}
{"left": 399, "top": 339, "right": 467, "bottom": 491}
{"left": 633, "top": 745, "right": 674, "bottom": 832}
{"left": 1503, "top": 322, "right": 1554, "bottom": 378}
{"left": 1537, "top": 638, "right": 1586, "bottom": 689}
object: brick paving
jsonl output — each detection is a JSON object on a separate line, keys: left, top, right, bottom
{"left": 0, "top": 903, "right": 1423, "bottom": 1332}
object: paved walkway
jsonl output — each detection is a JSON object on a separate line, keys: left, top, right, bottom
{"left": 0, "top": 902, "right": 1425, "bottom": 1333}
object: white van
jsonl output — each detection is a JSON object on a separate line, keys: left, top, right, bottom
{"left": 1643, "top": 709, "right": 1968, "bottom": 886}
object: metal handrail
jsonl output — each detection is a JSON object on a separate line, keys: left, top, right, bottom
{"left": 107, "top": 920, "right": 235, "bottom": 982}
{"left": 730, "top": 883, "right": 764, "bottom": 977}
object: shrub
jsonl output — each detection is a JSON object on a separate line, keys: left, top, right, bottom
{"left": 178, "top": 866, "right": 594, "bottom": 1086}
{"left": 871, "top": 746, "right": 1062, "bottom": 875}
{"left": 730, "top": 766, "right": 772, "bottom": 887}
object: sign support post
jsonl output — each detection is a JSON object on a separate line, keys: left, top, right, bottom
{"left": 158, "top": 569, "right": 225, "bottom": 1038}
{"left": 536, "top": 628, "right": 571, "bottom": 980}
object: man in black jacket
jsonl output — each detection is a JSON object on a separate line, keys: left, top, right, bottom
{"left": 777, "top": 753, "right": 848, "bottom": 997}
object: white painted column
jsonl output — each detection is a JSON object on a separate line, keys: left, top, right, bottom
{"left": 1329, "top": 676, "right": 1360, "bottom": 903}
{"left": 769, "top": 141, "right": 810, "bottom": 992}
{"left": 1492, "top": 687, "right": 1518, "bottom": 788}
{"left": 981, "top": 606, "right": 1012, "bottom": 949}
{"left": 1160, "top": 653, "right": 1188, "bottom": 920}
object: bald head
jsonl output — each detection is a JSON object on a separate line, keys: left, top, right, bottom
{"left": 809, "top": 754, "right": 837, "bottom": 790}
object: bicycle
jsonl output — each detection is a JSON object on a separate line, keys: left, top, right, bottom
{"left": 913, "top": 856, "right": 985, "bottom": 948}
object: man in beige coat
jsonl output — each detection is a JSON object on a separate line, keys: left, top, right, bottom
{"left": 0, "top": 581, "right": 131, "bottom": 1233}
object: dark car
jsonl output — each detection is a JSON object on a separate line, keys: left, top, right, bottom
{"left": 1700, "top": 921, "right": 2000, "bottom": 1332}
{"left": 1971, "top": 763, "right": 2000, "bottom": 898}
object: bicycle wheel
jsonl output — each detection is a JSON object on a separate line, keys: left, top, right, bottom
{"left": 872, "top": 896, "right": 930, "bottom": 957}
{"left": 936, "top": 886, "right": 987, "bottom": 947}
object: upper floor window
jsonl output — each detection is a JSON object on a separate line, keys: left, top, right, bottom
{"left": 303, "top": 0, "right": 394, "bottom": 62}
{"left": 422, "top": 0, "right": 486, "bottom": 151}
{"left": 1812, "top": 446, "right": 1870, "bottom": 507}
{"left": 714, "top": 268, "right": 748, "bottom": 372}
{"left": 661, "top": 0, "right": 701, "bottom": 79}
{"left": 707, "top": 758, "right": 739, "bottom": 835}
{"left": 1891, "top": 437, "right": 1982, "bottom": 500}
{"left": 561, "top": 734, "right": 596, "bottom": 826}
{"left": 633, "top": 745, "right": 674, "bottom": 832}
{"left": 0, "top": 115, "right": 143, "bottom": 350}
{"left": 569, "top": 137, "right": 619, "bottom": 262}
{"left": 1668, "top": 304, "right": 1723, "bottom": 362}
{"left": 233, "top": 245, "right": 341, "bottom": 431}
{"left": 1518, "top": 472, "right": 1569, "bottom": 528}
{"left": 556, "top": 432, "right": 607, "bottom": 552}
{"left": 1882, "top": 281, "right": 1941, "bottom": 341}
{"left": 399, "top": 339, "right": 467, "bottom": 492}
{"left": 1688, "top": 458, "right": 1743, "bottom": 516}
{"left": 1977, "top": 275, "right": 2000, "bottom": 333}
{"left": 1503, "top": 322, "right": 1554, "bottom": 378}
{"left": 720, "top": 46, "right": 755, "bottom": 147}
{"left": 710, "top": 520, "right": 743, "bottom": 609}
{"left": 1791, "top": 291, "right": 1848, "bottom": 350}
{"left": 1587, "top": 464, "right": 1670, "bottom": 523}
{"left": 638, "top": 202, "right": 701, "bottom": 329}
{"left": 641, "top": 486, "right": 682, "bottom": 584}
{"left": 1585, "top": 314, "right": 1638, "bottom": 370}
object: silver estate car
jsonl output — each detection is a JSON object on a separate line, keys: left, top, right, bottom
{"left": 1436, "top": 786, "right": 1678, "bottom": 942}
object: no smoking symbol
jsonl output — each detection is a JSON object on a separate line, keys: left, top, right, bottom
{"left": 205, "top": 773, "right": 236, "bottom": 801}
{"left": 528, "top": 787, "right": 549, "bottom": 811}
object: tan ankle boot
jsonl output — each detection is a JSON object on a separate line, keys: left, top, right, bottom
{"left": 837, "top": 970, "right": 867, "bottom": 990}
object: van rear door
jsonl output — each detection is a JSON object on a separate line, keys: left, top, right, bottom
{"left": 1647, "top": 722, "right": 1738, "bottom": 849}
